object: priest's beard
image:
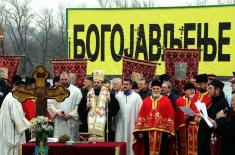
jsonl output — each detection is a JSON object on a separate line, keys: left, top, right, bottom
{"left": 94, "top": 88, "right": 101, "bottom": 96}
{"left": 152, "top": 93, "right": 161, "bottom": 99}
{"left": 188, "top": 94, "right": 195, "bottom": 99}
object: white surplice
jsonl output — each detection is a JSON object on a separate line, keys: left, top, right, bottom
{"left": 48, "top": 84, "right": 82, "bottom": 140}
{"left": 0, "top": 92, "right": 31, "bottom": 155}
{"left": 115, "top": 91, "right": 143, "bottom": 155}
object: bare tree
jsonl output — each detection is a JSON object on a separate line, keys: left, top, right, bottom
{"left": 53, "top": 4, "right": 66, "bottom": 58}
{"left": 33, "top": 8, "right": 55, "bottom": 66}
{"left": 113, "top": 0, "right": 128, "bottom": 8}
{"left": 142, "top": 0, "right": 156, "bottom": 7}
{"left": 97, "top": 0, "right": 157, "bottom": 8}
{"left": 0, "top": 4, "right": 5, "bottom": 27}
{"left": 218, "top": 0, "right": 235, "bottom": 4}
{"left": 4, "top": 0, "right": 34, "bottom": 74}
{"left": 187, "top": 0, "right": 208, "bottom": 6}
{"left": 97, "top": 0, "right": 113, "bottom": 8}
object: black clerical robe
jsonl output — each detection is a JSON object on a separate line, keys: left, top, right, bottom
{"left": 198, "top": 93, "right": 228, "bottom": 155}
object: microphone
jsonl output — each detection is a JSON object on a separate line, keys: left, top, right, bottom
{"left": 223, "top": 107, "right": 232, "bottom": 114}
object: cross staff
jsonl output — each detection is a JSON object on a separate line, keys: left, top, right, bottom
{"left": 179, "top": 26, "right": 184, "bottom": 35}
{"left": 12, "top": 66, "right": 70, "bottom": 116}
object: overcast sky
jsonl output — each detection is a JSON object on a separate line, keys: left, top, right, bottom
{"left": 30, "top": 0, "right": 220, "bottom": 13}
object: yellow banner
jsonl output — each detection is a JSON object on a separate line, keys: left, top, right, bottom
{"left": 67, "top": 5, "right": 235, "bottom": 76}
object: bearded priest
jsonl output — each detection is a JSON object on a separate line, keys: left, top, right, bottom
{"left": 133, "top": 79, "right": 176, "bottom": 155}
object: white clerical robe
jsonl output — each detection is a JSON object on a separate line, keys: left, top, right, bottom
{"left": 48, "top": 84, "right": 82, "bottom": 140}
{"left": 115, "top": 91, "right": 143, "bottom": 155}
{"left": 0, "top": 92, "right": 31, "bottom": 155}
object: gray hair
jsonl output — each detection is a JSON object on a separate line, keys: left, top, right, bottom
{"left": 112, "top": 78, "right": 122, "bottom": 83}
{"left": 162, "top": 81, "right": 172, "bottom": 89}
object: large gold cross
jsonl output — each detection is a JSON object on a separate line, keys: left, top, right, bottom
{"left": 12, "top": 66, "right": 70, "bottom": 116}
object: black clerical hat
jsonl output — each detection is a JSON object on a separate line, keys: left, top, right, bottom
{"left": 184, "top": 82, "right": 195, "bottom": 91}
{"left": 195, "top": 74, "right": 208, "bottom": 83}
{"left": 12, "top": 75, "right": 22, "bottom": 84}
{"left": 151, "top": 79, "right": 162, "bottom": 87}
{"left": 210, "top": 79, "right": 224, "bottom": 90}
{"left": 25, "top": 76, "right": 36, "bottom": 85}
{"left": 159, "top": 74, "right": 170, "bottom": 83}
{"left": 15, "top": 79, "right": 25, "bottom": 86}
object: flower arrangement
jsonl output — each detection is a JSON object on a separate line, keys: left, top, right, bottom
{"left": 31, "top": 116, "right": 53, "bottom": 146}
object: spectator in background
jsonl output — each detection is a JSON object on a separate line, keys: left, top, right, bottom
{"left": 189, "top": 76, "right": 197, "bottom": 88}
{"left": 52, "top": 76, "right": 60, "bottom": 88}
{"left": 132, "top": 81, "right": 139, "bottom": 93}
{"left": 209, "top": 91, "right": 235, "bottom": 155}
{"left": 208, "top": 74, "right": 216, "bottom": 85}
{"left": 78, "top": 76, "right": 93, "bottom": 132}
{"left": 103, "top": 78, "right": 111, "bottom": 92}
{"left": 111, "top": 78, "right": 122, "bottom": 95}
{"left": 224, "top": 73, "right": 235, "bottom": 105}
{"left": 138, "top": 79, "right": 151, "bottom": 100}
{"left": 229, "top": 72, "right": 235, "bottom": 92}
{"left": 161, "top": 81, "right": 178, "bottom": 110}
{"left": 0, "top": 78, "right": 11, "bottom": 108}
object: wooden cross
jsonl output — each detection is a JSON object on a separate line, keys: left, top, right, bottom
{"left": 12, "top": 66, "right": 70, "bottom": 116}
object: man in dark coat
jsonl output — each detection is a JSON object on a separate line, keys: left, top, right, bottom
{"left": 214, "top": 90, "right": 235, "bottom": 155}
{"left": 0, "top": 75, "right": 20, "bottom": 108}
{"left": 77, "top": 76, "right": 93, "bottom": 132}
{"left": 138, "top": 79, "right": 151, "bottom": 100}
{"left": 198, "top": 79, "right": 229, "bottom": 155}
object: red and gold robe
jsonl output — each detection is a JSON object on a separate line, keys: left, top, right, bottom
{"left": 191, "top": 91, "right": 212, "bottom": 111}
{"left": 178, "top": 91, "right": 211, "bottom": 155}
{"left": 176, "top": 96, "right": 197, "bottom": 155}
{"left": 133, "top": 96, "right": 175, "bottom": 155}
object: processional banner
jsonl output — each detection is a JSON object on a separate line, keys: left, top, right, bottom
{"left": 0, "top": 55, "right": 21, "bottom": 85}
{"left": 164, "top": 48, "right": 199, "bottom": 93}
{"left": 51, "top": 59, "right": 87, "bottom": 88}
{"left": 122, "top": 56, "right": 157, "bottom": 81}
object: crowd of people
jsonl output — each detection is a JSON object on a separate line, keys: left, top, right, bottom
{"left": 0, "top": 70, "right": 235, "bottom": 155}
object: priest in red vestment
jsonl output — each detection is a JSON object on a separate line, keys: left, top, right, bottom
{"left": 21, "top": 77, "right": 36, "bottom": 121}
{"left": 176, "top": 82, "right": 196, "bottom": 155}
{"left": 133, "top": 79, "right": 176, "bottom": 155}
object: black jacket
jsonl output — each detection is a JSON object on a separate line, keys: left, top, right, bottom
{"left": 216, "top": 111, "right": 235, "bottom": 155}
{"left": 77, "top": 88, "right": 89, "bottom": 132}
{"left": 0, "top": 79, "right": 11, "bottom": 108}
{"left": 139, "top": 89, "right": 152, "bottom": 100}
{"left": 198, "top": 93, "right": 229, "bottom": 155}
